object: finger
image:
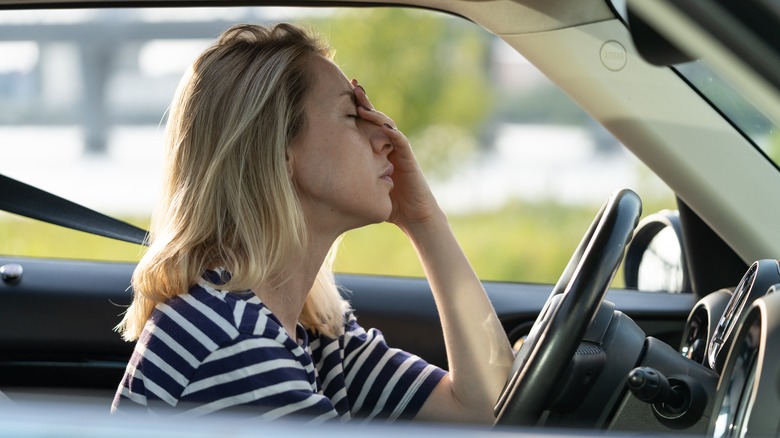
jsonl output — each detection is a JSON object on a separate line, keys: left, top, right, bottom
{"left": 351, "top": 79, "right": 373, "bottom": 110}
{"left": 357, "top": 104, "right": 398, "bottom": 129}
{"left": 357, "top": 100, "right": 395, "bottom": 126}
{"left": 351, "top": 80, "right": 402, "bottom": 132}
{"left": 382, "top": 123, "right": 415, "bottom": 155}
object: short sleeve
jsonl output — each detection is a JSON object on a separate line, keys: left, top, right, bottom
{"left": 341, "top": 313, "right": 447, "bottom": 421}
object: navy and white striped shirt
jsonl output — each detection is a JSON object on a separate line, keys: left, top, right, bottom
{"left": 112, "top": 277, "right": 446, "bottom": 423}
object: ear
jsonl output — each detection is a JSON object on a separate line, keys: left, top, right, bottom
{"left": 285, "top": 149, "right": 294, "bottom": 178}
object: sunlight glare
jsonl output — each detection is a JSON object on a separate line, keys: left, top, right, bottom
{"left": 138, "top": 40, "right": 211, "bottom": 77}
{"left": 0, "top": 42, "right": 39, "bottom": 73}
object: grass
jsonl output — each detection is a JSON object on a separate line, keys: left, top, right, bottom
{"left": 336, "top": 201, "right": 601, "bottom": 284}
{"left": 337, "top": 196, "right": 675, "bottom": 287}
{"left": 0, "top": 212, "right": 149, "bottom": 262}
{"left": 0, "top": 196, "right": 675, "bottom": 287}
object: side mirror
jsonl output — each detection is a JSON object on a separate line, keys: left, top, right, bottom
{"left": 624, "top": 210, "right": 691, "bottom": 293}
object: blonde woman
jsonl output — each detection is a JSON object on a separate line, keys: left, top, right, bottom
{"left": 113, "top": 23, "right": 513, "bottom": 423}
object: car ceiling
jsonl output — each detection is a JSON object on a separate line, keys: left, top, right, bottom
{"left": 0, "top": 0, "right": 617, "bottom": 36}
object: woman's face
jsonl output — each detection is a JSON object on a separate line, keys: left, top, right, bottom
{"left": 288, "top": 55, "right": 395, "bottom": 235}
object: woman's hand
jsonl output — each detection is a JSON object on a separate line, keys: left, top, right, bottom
{"left": 353, "top": 80, "right": 514, "bottom": 424}
{"left": 352, "top": 80, "right": 443, "bottom": 232}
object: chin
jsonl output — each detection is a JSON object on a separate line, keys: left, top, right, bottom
{"left": 366, "top": 198, "right": 393, "bottom": 224}
{"left": 379, "top": 203, "right": 393, "bottom": 223}
{"left": 344, "top": 207, "right": 392, "bottom": 232}
{"left": 368, "top": 209, "right": 393, "bottom": 226}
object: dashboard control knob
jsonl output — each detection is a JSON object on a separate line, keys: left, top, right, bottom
{"left": 627, "top": 366, "right": 688, "bottom": 413}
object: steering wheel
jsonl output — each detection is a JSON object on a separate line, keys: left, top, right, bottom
{"left": 494, "top": 188, "right": 642, "bottom": 426}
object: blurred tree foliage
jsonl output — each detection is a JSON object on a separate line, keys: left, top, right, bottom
{"left": 305, "top": 8, "right": 493, "bottom": 179}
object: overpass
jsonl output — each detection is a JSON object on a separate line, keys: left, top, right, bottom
{"left": 0, "top": 9, "right": 275, "bottom": 153}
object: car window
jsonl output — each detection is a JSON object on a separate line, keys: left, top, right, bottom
{"left": 0, "top": 6, "right": 675, "bottom": 284}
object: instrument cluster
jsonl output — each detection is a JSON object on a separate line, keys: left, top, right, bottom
{"left": 679, "top": 259, "right": 780, "bottom": 437}
{"left": 705, "top": 260, "right": 780, "bottom": 372}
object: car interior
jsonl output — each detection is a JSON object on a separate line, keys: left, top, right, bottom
{"left": 0, "top": 0, "right": 779, "bottom": 436}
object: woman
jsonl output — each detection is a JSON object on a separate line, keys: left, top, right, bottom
{"left": 113, "top": 23, "right": 513, "bottom": 424}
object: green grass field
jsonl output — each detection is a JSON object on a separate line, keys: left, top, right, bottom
{"left": 336, "top": 201, "right": 598, "bottom": 284}
{"left": 0, "top": 196, "right": 673, "bottom": 287}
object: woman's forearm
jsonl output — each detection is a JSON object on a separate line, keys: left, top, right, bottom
{"left": 403, "top": 210, "right": 515, "bottom": 421}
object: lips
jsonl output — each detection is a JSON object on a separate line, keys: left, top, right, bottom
{"left": 380, "top": 164, "right": 394, "bottom": 184}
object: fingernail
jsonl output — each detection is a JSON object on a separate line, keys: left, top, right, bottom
{"left": 356, "top": 85, "right": 366, "bottom": 94}
{"left": 383, "top": 123, "right": 395, "bottom": 130}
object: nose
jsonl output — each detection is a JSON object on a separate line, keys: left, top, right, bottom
{"left": 369, "top": 126, "right": 393, "bottom": 155}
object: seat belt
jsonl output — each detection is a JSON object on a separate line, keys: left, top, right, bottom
{"left": 0, "top": 173, "right": 148, "bottom": 246}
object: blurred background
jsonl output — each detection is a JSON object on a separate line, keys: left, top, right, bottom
{"left": 0, "top": 6, "right": 675, "bottom": 284}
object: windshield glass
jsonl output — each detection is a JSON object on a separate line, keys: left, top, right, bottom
{"left": 675, "top": 62, "right": 780, "bottom": 162}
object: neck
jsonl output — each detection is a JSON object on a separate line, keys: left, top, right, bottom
{"left": 252, "top": 230, "right": 337, "bottom": 340}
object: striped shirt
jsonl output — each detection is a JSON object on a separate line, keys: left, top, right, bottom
{"left": 112, "top": 277, "right": 446, "bottom": 423}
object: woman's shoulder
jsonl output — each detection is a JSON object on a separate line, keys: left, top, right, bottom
{"left": 147, "top": 281, "right": 287, "bottom": 351}
{"left": 140, "top": 286, "right": 233, "bottom": 357}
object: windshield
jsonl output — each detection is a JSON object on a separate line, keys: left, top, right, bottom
{"left": 675, "top": 62, "right": 780, "bottom": 164}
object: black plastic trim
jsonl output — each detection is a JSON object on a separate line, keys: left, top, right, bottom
{"left": 0, "top": 256, "right": 694, "bottom": 391}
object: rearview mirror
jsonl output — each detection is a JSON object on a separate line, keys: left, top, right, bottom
{"left": 611, "top": 0, "right": 697, "bottom": 66}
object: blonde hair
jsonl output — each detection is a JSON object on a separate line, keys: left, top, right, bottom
{"left": 117, "top": 23, "right": 348, "bottom": 341}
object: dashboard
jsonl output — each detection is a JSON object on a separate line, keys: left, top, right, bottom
{"left": 680, "top": 289, "right": 731, "bottom": 364}
{"left": 707, "top": 260, "right": 780, "bottom": 372}
{"left": 679, "top": 259, "right": 780, "bottom": 437}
